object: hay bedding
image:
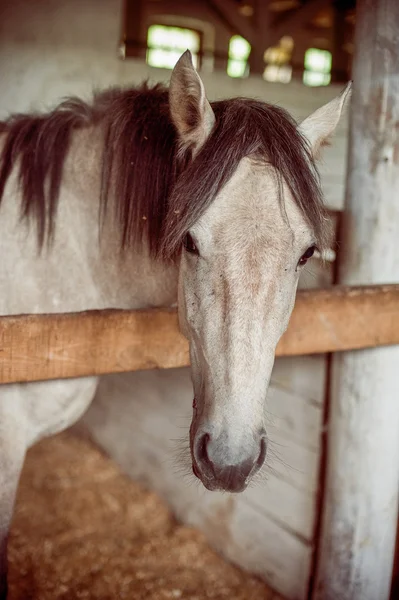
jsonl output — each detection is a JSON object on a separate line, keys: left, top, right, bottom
{"left": 8, "top": 433, "right": 281, "bottom": 600}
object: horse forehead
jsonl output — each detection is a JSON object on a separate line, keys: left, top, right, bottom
{"left": 211, "top": 194, "right": 307, "bottom": 255}
{"left": 208, "top": 159, "right": 308, "bottom": 236}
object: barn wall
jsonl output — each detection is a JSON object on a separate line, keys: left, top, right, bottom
{"left": 0, "top": 0, "right": 348, "bottom": 210}
{"left": 0, "top": 1, "right": 348, "bottom": 598}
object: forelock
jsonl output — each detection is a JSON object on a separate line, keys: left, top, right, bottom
{"left": 160, "top": 97, "right": 330, "bottom": 259}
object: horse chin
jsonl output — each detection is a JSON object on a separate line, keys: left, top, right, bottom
{"left": 208, "top": 479, "right": 248, "bottom": 493}
{"left": 191, "top": 460, "right": 250, "bottom": 493}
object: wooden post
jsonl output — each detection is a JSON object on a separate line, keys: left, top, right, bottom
{"left": 331, "top": 0, "right": 349, "bottom": 83}
{"left": 313, "top": 1, "right": 399, "bottom": 599}
{"left": 123, "top": 0, "right": 146, "bottom": 60}
{"left": 248, "top": 0, "right": 269, "bottom": 76}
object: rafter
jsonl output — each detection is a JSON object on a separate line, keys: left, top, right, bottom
{"left": 267, "top": 0, "right": 330, "bottom": 48}
{"left": 207, "top": 0, "right": 259, "bottom": 46}
{"left": 208, "top": 0, "right": 330, "bottom": 53}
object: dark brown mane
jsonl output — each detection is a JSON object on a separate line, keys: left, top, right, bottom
{"left": 0, "top": 81, "right": 329, "bottom": 259}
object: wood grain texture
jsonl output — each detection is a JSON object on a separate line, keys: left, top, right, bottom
{"left": 0, "top": 284, "right": 398, "bottom": 385}
{"left": 313, "top": 1, "right": 399, "bottom": 599}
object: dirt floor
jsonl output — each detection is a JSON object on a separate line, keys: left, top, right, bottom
{"left": 8, "top": 432, "right": 282, "bottom": 600}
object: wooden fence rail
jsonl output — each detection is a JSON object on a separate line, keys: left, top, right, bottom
{"left": 0, "top": 284, "right": 398, "bottom": 385}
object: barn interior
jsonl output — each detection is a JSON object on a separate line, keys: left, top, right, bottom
{"left": 1, "top": 1, "right": 398, "bottom": 599}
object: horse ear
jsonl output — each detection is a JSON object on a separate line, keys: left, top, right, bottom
{"left": 299, "top": 82, "right": 352, "bottom": 160}
{"left": 169, "top": 50, "right": 215, "bottom": 155}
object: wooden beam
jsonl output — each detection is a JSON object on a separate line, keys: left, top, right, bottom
{"left": 267, "top": 0, "right": 329, "bottom": 49}
{"left": 207, "top": 0, "right": 258, "bottom": 47}
{"left": 313, "top": 1, "right": 399, "bottom": 599}
{"left": 209, "top": 0, "right": 329, "bottom": 75}
{"left": 0, "top": 285, "right": 398, "bottom": 385}
{"left": 249, "top": 0, "right": 272, "bottom": 74}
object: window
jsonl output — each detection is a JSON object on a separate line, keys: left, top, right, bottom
{"left": 146, "top": 25, "right": 201, "bottom": 69}
{"left": 227, "top": 35, "right": 251, "bottom": 78}
{"left": 303, "top": 48, "right": 332, "bottom": 86}
{"left": 263, "top": 36, "right": 293, "bottom": 84}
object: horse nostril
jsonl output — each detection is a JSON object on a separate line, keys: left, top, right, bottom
{"left": 193, "top": 430, "right": 267, "bottom": 491}
{"left": 196, "top": 432, "right": 211, "bottom": 466}
{"left": 257, "top": 436, "right": 268, "bottom": 468}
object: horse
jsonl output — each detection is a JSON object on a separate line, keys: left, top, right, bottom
{"left": 0, "top": 50, "right": 350, "bottom": 597}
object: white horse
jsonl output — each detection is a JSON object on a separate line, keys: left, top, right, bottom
{"left": 0, "top": 50, "right": 350, "bottom": 596}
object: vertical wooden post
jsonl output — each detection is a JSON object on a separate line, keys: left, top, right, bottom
{"left": 313, "top": 1, "right": 399, "bottom": 599}
{"left": 248, "top": 0, "right": 269, "bottom": 75}
{"left": 331, "top": 1, "right": 349, "bottom": 83}
{"left": 123, "top": 0, "right": 146, "bottom": 60}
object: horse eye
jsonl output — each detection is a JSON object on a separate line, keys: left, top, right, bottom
{"left": 183, "top": 232, "right": 199, "bottom": 255}
{"left": 298, "top": 245, "right": 316, "bottom": 266}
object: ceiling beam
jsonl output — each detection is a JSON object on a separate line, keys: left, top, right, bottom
{"left": 208, "top": 0, "right": 331, "bottom": 65}
{"left": 207, "top": 0, "right": 259, "bottom": 46}
{"left": 1, "top": 285, "right": 399, "bottom": 384}
{"left": 268, "top": 0, "right": 330, "bottom": 47}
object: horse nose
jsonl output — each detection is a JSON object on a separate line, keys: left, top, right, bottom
{"left": 193, "top": 431, "right": 267, "bottom": 493}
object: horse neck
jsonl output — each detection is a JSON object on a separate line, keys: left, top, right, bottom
{"left": 64, "top": 125, "right": 180, "bottom": 311}
{"left": 0, "top": 124, "right": 179, "bottom": 316}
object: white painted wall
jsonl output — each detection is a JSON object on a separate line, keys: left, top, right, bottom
{"left": 0, "top": 1, "right": 349, "bottom": 598}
